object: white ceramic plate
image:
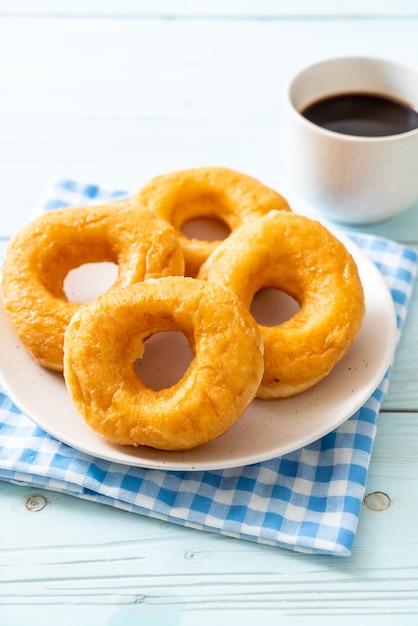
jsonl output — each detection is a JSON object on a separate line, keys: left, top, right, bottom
{"left": 0, "top": 235, "right": 397, "bottom": 471}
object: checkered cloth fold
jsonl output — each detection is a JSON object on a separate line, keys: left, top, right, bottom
{"left": 0, "top": 179, "right": 416, "bottom": 555}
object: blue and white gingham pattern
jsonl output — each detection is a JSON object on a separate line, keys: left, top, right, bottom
{"left": 0, "top": 179, "right": 416, "bottom": 556}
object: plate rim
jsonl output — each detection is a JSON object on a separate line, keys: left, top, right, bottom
{"left": 0, "top": 232, "right": 398, "bottom": 471}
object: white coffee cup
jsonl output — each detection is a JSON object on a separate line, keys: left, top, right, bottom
{"left": 282, "top": 56, "right": 418, "bottom": 224}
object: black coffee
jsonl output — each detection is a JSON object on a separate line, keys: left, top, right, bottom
{"left": 301, "top": 93, "right": 418, "bottom": 137}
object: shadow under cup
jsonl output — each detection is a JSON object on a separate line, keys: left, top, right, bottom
{"left": 282, "top": 56, "right": 418, "bottom": 225}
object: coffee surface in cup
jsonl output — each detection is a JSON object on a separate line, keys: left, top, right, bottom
{"left": 301, "top": 93, "right": 418, "bottom": 137}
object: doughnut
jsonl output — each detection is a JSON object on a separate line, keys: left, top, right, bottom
{"left": 198, "top": 211, "right": 365, "bottom": 400}
{"left": 63, "top": 276, "right": 264, "bottom": 451}
{"left": 1, "top": 202, "right": 184, "bottom": 372}
{"left": 133, "top": 166, "right": 291, "bottom": 277}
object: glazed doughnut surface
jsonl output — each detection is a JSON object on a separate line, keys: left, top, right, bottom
{"left": 199, "top": 211, "right": 365, "bottom": 400}
{"left": 134, "top": 166, "right": 291, "bottom": 276}
{"left": 63, "top": 277, "right": 264, "bottom": 451}
{"left": 1, "top": 202, "right": 184, "bottom": 372}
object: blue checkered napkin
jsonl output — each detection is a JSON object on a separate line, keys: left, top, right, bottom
{"left": 0, "top": 179, "right": 416, "bottom": 556}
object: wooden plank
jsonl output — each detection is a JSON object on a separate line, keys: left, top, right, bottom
{"left": 0, "top": 6, "right": 417, "bottom": 626}
{"left": 1, "top": 16, "right": 418, "bottom": 236}
{"left": 382, "top": 270, "right": 418, "bottom": 412}
{"left": 1, "top": 408, "right": 418, "bottom": 626}
{"left": 1, "top": 0, "right": 418, "bottom": 18}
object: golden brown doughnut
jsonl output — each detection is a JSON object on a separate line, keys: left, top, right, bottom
{"left": 198, "top": 211, "right": 365, "bottom": 400}
{"left": 63, "top": 277, "right": 264, "bottom": 451}
{"left": 133, "top": 166, "right": 291, "bottom": 277}
{"left": 1, "top": 202, "right": 184, "bottom": 372}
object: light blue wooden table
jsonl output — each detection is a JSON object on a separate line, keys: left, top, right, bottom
{"left": 0, "top": 2, "right": 417, "bottom": 623}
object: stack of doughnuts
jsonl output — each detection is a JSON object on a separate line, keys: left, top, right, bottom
{"left": 1, "top": 167, "right": 365, "bottom": 450}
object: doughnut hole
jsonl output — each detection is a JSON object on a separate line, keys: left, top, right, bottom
{"left": 181, "top": 216, "right": 231, "bottom": 242}
{"left": 64, "top": 262, "right": 118, "bottom": 302}
{"left": 176, "top": 195, "right": 232, "bottom": 276}
{"left": 250, "top": 287, "right": 301, "bottom": 326}
{"left": 171, "top": 192, "right": 233, "bottom": 231}
{"left": 135, "top": 331, "right": 194, "bottom": 391}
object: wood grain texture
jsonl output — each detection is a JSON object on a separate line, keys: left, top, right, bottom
{"left": 1, "top": 15, "right": 418, "bottom": 236}
{"left": 2, "top": 0, "right": 418, "bottom": 18}
{"left": 0, "top": 3, "right": 417, "bottom": 624}
{"left": 1, "top": 411, "right": 418, "bottom": 626}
